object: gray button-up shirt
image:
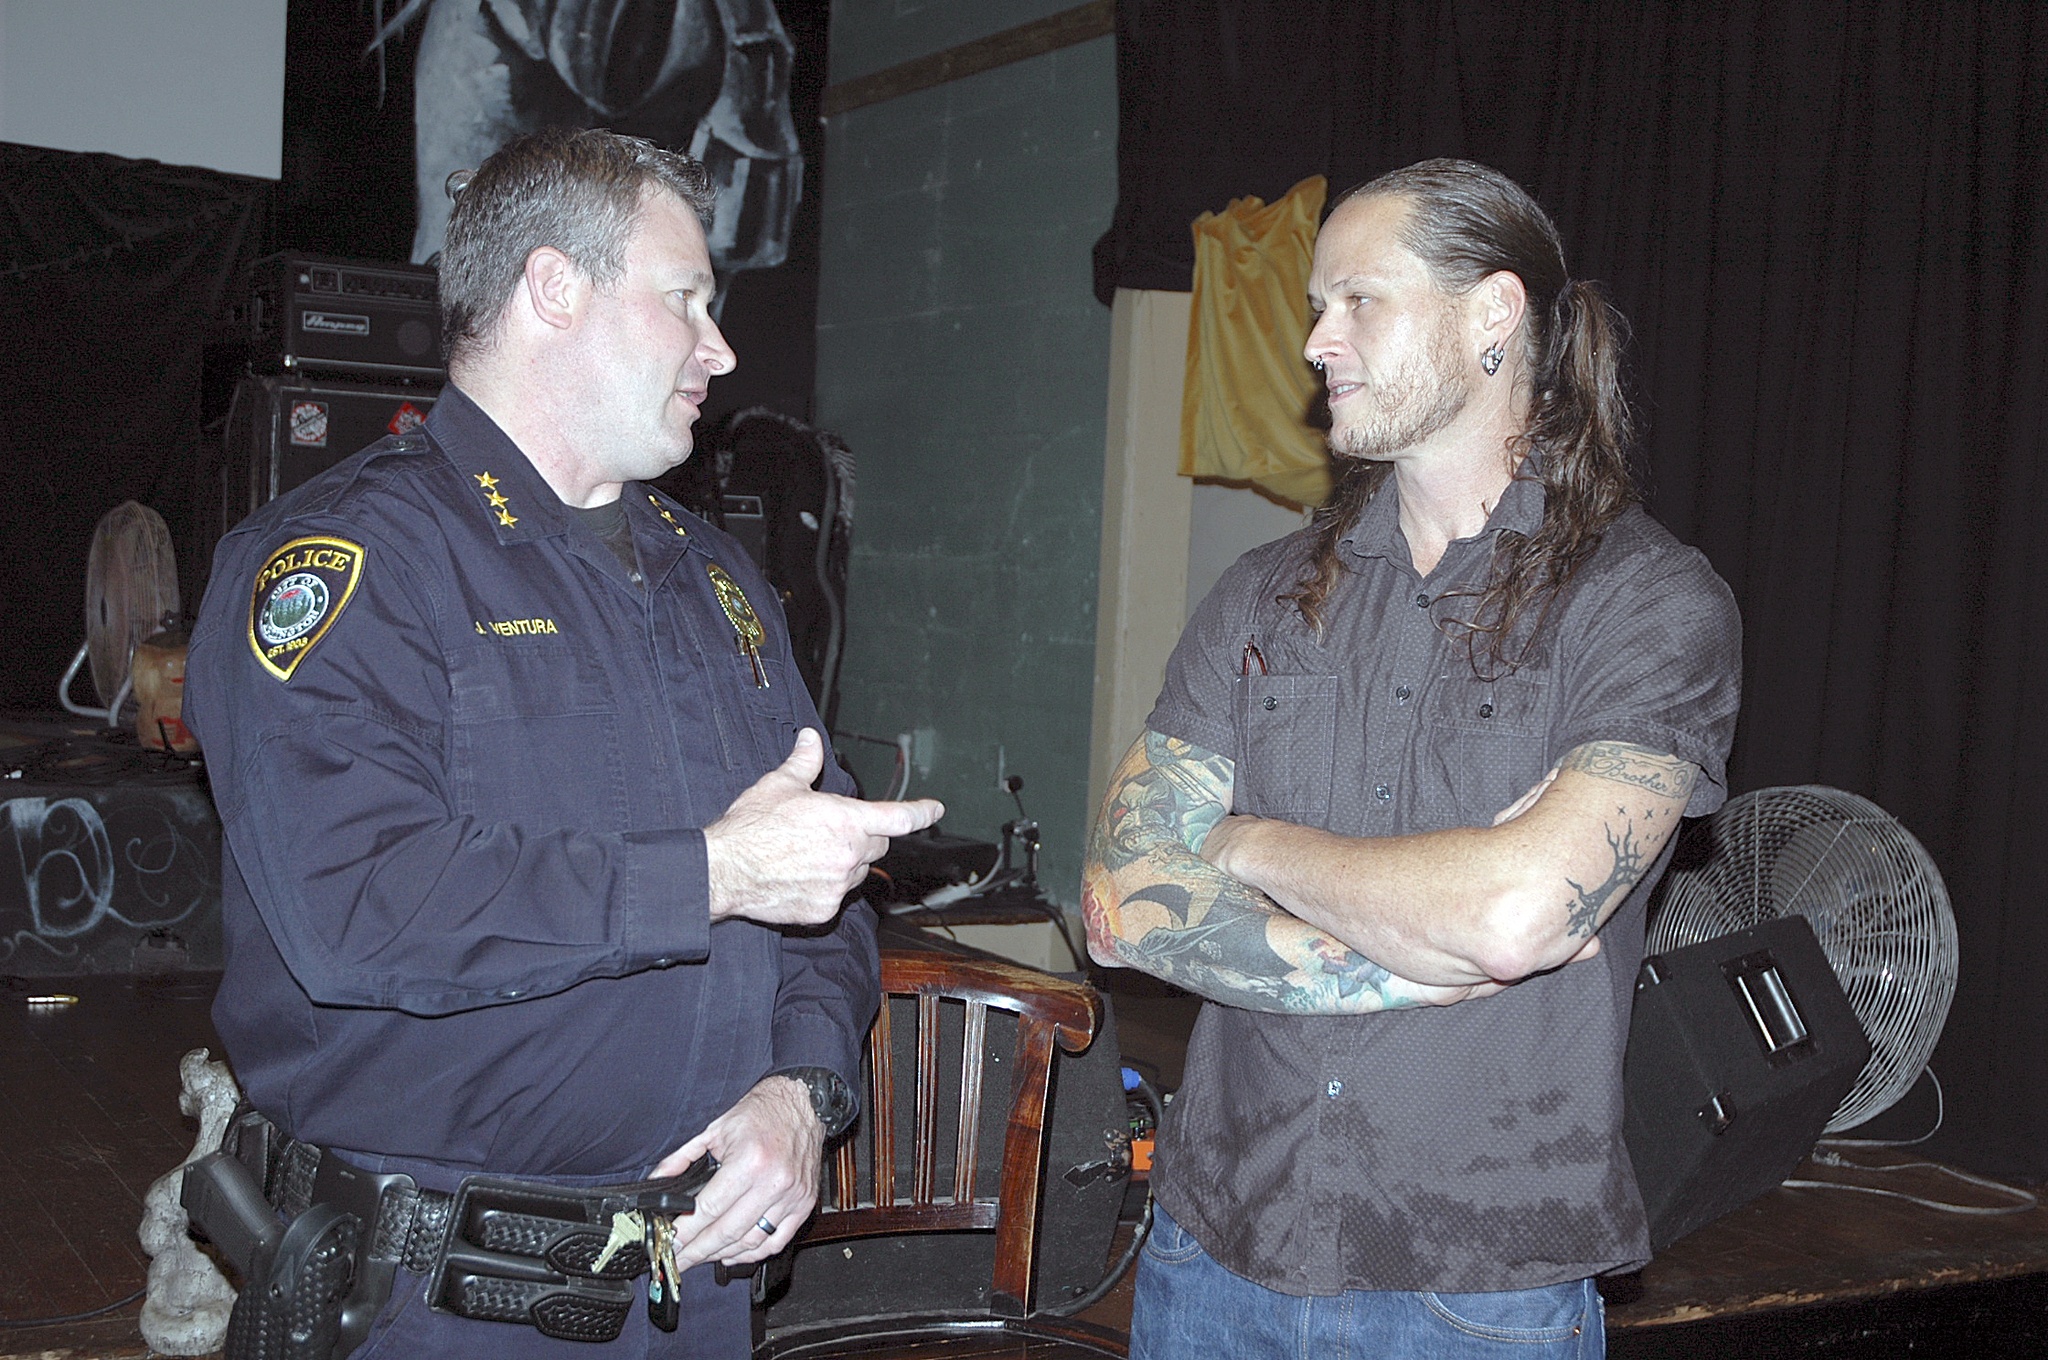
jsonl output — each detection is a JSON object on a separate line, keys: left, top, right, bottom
{"left": 1146, "top": 469, "right": 1742, "bottom": 1295}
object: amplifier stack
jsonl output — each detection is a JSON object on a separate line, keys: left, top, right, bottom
{"left": 208, "top": 255, "right": 444, "bottom": 552}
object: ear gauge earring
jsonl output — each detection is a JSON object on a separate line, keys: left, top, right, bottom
{"left": 1480, "top": 343, "right": 1506, "bottom": 376}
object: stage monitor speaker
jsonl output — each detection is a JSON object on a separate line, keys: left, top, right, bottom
{"left": 1624, "top": 915, "right": 1870, "bottom": 1250}
{"left": 760, "top": 988, "right": 1129, "bottom": 1328}
{"left": 241, "top": 254, "right": 444, "bottom": 381}
{"left": 213, "top": 375, "right": 441, "bottom": 544}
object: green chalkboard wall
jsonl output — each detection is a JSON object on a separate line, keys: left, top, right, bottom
{"left": 815, "top": 1, "right": 1116, "bottom": 910}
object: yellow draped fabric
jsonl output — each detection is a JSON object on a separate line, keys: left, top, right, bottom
{"left": 1179, "top": 175, "right": 1332, "bottom": 509}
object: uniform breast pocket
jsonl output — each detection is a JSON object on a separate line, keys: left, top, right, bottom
{"left": 1423, "top": 668, "right": 1553, "bottom": 822}
{"left": 448, "top": 644, "right": 625, "bottom": 829}
{"left": 1234, "top": 673, "right": 1339, "bottom": 822}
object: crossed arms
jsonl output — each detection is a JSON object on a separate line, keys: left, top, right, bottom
{"left": 1080, "top": 731, "right": 1699, "bottom": 1015}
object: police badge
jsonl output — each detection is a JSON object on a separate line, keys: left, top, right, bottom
{"left": 248, "top": 536, "right": 366, "bottom": 680}
{"left": 706, "top": 562, "right": 768, "bottom": 688}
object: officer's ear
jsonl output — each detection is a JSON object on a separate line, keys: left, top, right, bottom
{"left": 519, "top": 246, "right": 585, "bottom": 333}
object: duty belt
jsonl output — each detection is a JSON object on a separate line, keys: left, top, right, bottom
{"left": 183, "top": 1107, "right": 715, "bottom": 1357}
{"left": 256, "top": 1125, "right": 453, "bottom": 1276}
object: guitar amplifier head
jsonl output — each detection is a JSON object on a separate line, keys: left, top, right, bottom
{"left": 241, "top": 254, "right": 445, "bottom": 381}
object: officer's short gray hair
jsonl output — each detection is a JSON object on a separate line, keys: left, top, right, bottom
{"left": 439, "top": 128, "right": 717, "bottom": 365}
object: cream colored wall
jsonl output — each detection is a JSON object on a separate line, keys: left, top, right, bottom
{"left": 1087, "top": 287, "right": 1313, "bottom": 818}
{"left": 1187, "top": 481, "right": 1311, "bottom": 619}
{"left": 1088, "top": 288, "right": 1194, "bottom": 810}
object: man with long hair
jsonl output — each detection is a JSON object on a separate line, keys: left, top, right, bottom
{"left": 1084, "top": 160, "right": 1742, "bottom": 1356}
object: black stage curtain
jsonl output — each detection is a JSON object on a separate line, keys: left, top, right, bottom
{"left": 1098, "top": 1, "right": 2048, "bottom": 1181}
{"left": 0, "top": 144, "right": 273, "bottom": 712}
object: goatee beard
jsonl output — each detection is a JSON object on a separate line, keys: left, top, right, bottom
{"left": 1328, "top": 323, "right": 1469, "bottom": 461}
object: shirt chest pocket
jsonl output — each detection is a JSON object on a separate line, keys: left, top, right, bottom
{"left": 1422, "top": 667, "right": 1553, "bottom": 821}
{"left": 448, "top": 644, "right": 626, "bottom": 829}
{"left": 678, "top": 602, "right": 801, "bottom": 776}
{"left": 1234, "top": 673, "right": 1339, "bottom": 822}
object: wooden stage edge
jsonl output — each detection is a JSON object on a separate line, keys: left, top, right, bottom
{"left": 6, "top": 972, "right": 2048, "bottom": 1358}
{"left": 1603, "top": 1147, "right": 2048, "bottom": 1326}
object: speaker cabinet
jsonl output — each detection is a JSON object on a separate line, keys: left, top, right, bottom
{"left": 1624, "top": 915, "right": 1870, "bottom": 1250}
{"left": 211, "top": 375, "right": 440, "bottom": 535}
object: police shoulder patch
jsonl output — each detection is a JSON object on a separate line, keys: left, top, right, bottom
{"left": 247, "top": 535, "right": 366, "bottom": 681}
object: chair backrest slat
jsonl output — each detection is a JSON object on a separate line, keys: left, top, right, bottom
{"left": 954, "top": 998, "right": 989, "bottom": 1203}
{"left": 870, "top": 986, "right": 894, "bottom": 1209}
{"left": 832, "top": 1137, "right": 856, "bottom": 1212}
{"left": 913, "top": 991, "right": 941, "bottom": 1204}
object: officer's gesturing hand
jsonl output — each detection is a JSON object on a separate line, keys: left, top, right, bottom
{"left": 654, "top": 1075, "right": 822, "bottom": 1272}
{"left": 705, "top": 728, "right": 944, "bottom": 926}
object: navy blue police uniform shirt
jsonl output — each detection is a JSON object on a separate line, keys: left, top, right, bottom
{"left": 185, "top": 386, "right": 876, "bottom": 1178}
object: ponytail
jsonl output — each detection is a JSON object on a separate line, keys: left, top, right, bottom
{"left": 1449, "top": 279, "right": 1636, "bottom": 671}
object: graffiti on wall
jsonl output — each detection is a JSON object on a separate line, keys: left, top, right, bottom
{"left": 1, "top": 787, "right": 222, "bottom": 973}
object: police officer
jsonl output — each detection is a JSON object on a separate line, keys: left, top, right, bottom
{"left": 186, "top": 128, "right": 942, "bottom": 1357}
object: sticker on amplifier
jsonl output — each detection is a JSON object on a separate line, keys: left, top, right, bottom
{"left": 387, "top": 401, "right": 427, "bottom": 435}
{"left": 289, "top": 401, "right": 330, "bottom": 447}
{"left": 301, "top": 311, "right": 372, "bottom": 336}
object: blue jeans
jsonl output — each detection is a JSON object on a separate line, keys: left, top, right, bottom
{"left": 1131, "top": 1204, "right": 1604, "bottom": 1359}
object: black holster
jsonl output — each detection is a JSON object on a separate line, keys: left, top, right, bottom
{"left": 183, "top": 1109, "right": 409, "bottom": 1360}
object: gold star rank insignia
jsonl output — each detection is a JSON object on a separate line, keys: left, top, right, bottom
{"left": 474, "top": 471, "right": 519, "bottom": 527}
{"left": 648, "top": 492, "right": 687, "bottom": 537}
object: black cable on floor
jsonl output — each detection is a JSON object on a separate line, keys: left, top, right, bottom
{"left": 0, "top": 1284, "right": 148, "bottom": 1328}
{"left": 1044, "top": 1075, "right": 1165, "bottom": 1318}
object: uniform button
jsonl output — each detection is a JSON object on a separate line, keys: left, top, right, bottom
{"left": 1326, "top": 1079, "right": 1343, "bottom": 1099}
{"left": 1478, "top": 702, "right": 1494, "bottom": 718}
{"left": 1374, "top": 784, "right": 1392, "bottom": 801}
{"left": 1415, "top": 593, "right": 1430, "bottom": 608}
{"left": 1395, "top": 685, "right": 1412, "bottom": 703}
{"left": 1263, "top": 696, "right": 1278, "bottom": 711}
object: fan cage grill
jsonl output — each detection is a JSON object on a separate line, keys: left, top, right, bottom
{"left": 1646, "top": 786, "right": 1956, "bottom": 1133}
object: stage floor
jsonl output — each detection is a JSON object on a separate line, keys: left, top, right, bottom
{"left": 5, "top": 972, "right": 2046, "bottom": 1358}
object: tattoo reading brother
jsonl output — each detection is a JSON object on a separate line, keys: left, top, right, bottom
{"left": 1560, "top": 740, "right": 1698, "bottom": 798}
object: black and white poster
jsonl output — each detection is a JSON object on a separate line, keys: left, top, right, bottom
{"left": 280, "top": 0, "right": 830, "bottom": 424}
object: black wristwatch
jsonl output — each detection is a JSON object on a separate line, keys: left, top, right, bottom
{"left": 779, "top": 1066, "right": 858, "bottom": 1139}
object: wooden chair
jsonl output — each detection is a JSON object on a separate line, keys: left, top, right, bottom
{"left": 755, "top": 950, "right": 1130, "bottom": 1357}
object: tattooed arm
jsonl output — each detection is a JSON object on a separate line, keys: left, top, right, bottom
{"left": 1200, "top": 740, "right": 1699, "bottom": 987}
{"left": 1081, "top": 731, "right": 1501, "bottom": 1014}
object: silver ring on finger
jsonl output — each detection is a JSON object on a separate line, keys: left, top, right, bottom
{"left": 756, "top": 1216, "right": 777, "bottom": 1236}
